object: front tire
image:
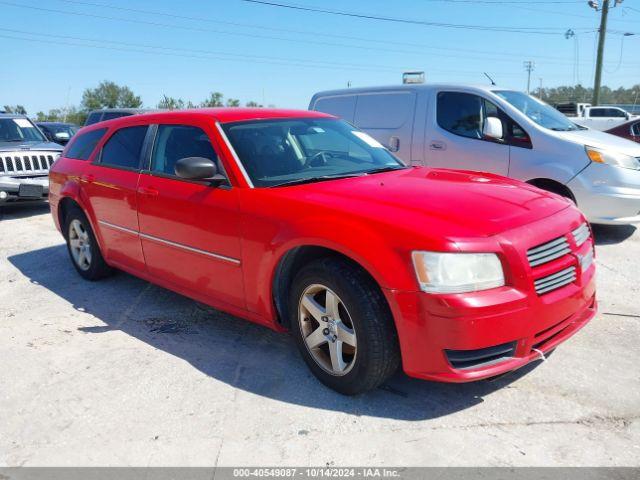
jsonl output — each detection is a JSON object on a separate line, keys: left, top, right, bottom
{"left": 64, "top": 206, "right": 112, "bottom": 281}
{"left": 289, "top": 257, "right": 400, "bottom": 395}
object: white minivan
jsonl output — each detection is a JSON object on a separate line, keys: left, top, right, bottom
{"left": 310, "top": 84, "right": 640, "bottom": 225}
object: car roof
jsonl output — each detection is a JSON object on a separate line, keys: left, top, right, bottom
{"left": 80, "top": 108, "right": 334, "bottom": 131}
{"left": 87, "top": 108, "right": 155, "bottom": 114}
{"left": 36, "top": 122, "right": 77, "bottom": 126}
{"left": 311, "top": 82, "right": 511, "bottom": 99}
{"left": 0, "top": 113, "right": 31, "bottom": 119}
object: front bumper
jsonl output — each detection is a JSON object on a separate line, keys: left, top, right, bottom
{"left": 0, "top": 175, "right": 49, "bottom": 202}
{"left": 385, "top": 207, "right": 597, "bottom": 382}
{"left": 568, "top": 163, "right": 640, "bottom": 224}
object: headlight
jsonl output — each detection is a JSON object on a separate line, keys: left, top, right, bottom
{"left": 411, "top": 252, "right": 505, "bottom": 294}
{"left": 585, "top": 146, "right": 640, "bottom": 170}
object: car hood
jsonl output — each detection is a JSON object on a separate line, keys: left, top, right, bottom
{"left": 554, "top": 128, "right": 640, "bottom": 156}
{"left": 0, "top": 140, "right": 64, "bottom": 152}
{"left": 272, "top": 168, "right": 571, "bottom": 238}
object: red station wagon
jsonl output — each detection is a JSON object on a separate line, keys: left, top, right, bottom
{"left": 49, "top": 109, "right": 597, "bottom": 395}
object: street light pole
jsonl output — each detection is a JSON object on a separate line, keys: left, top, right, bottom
{"left": 524, "top": 61, "right": 535, "bottom": 95}
{"left": 592, "top": 0, "right": 610, "bottom": 106}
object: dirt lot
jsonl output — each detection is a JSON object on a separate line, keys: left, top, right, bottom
{"left": 0, "top": 202, "right": 639, "bottom": 467}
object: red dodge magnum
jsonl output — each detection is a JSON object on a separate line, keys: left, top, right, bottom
{"left": 49, "top": 109, "right": 597, "bottom": 394}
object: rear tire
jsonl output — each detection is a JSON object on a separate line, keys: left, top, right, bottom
{"left": 289, "top": 257, "right": 400, "bottom": 395}
{"left": 64, "top": 206, "right": 112, "bottom": 281}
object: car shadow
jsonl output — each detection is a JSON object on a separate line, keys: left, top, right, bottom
{"left": 0, "top": 201, "right": 49, "bottom": 221}
{"left": 591, "top": 224, "right": 637, "bottom": 245}
{"left": 8, "top": 244, "right": 543, "bottom": 421}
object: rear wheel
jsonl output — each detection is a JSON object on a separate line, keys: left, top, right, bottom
{"left": 64, "top": 206, "right": 112, "bottom": 280}
{"left": 290, "top": 257, "right": 400, "bottom": 395}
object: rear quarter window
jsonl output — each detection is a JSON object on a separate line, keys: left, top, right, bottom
{"left": 85, "top": 112, "right": 102, "bottom": 125}
{"left": 354, "top": 92, "right": 414, "bottom": 129}
{"left": 99, "top": 126, "right": 148, "bottom": 170}
{"left": 64, "top": 128, "right": 107, "bottom": 160}
{"left": 312, "top": 95, "right": 357, "bottom": 122}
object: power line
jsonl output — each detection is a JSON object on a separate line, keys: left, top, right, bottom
{"left": 8, "top": 0, "right": 629, "bottom": 67}
{"left": 238, "top": 0, "right": 572, "bottom": 34}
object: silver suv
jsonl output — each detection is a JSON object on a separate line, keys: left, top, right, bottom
{"left": 0, "top": 113, "right": 63, "bottom": 203}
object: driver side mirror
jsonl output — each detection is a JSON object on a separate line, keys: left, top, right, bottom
{"left": 483, "top": 117, "right": 504, "bottom": 140}
{"left": 175, "top": 157, "right": 226, "bottom": 184}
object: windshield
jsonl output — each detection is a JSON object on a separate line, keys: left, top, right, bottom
{"left": 221, "top": 118, "right": 405, "bottom": 187}
{"left": 494, "top": 90, "right": 582, "bottom": 132}
{"left": 0, "top": 117, "right": 46, "bottom": 143}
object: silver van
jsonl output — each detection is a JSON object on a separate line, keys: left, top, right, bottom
{"left": 310, "top": 84, "right": 640, "bottom": 225}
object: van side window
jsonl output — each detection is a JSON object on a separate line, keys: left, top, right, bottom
{"left": 354, "top": 92, "right": 414, "bottom": 129}
{"left": 151, "top": 125, "right": 220, "bottom": 176}
{"left": 99, "top": 126, "right": 148, "bottom": 170}
{"left": 65, "top": 128, "right": 107, "bottom": 160}
{"left": 437, "top": 92, "right": 483, "bottom": 139}
{"left": 313, "top": 96, "right": 357, "bottom": 122}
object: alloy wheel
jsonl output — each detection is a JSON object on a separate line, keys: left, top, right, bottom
{"left": 68, "top": 219, "right": 92, "bottom": 271}
{"left": 298, "top": 284, "right": 357, "bottom": 376}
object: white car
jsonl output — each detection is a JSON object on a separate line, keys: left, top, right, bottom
{"left": 310, "top": 83, "right": 640, "bottom": 225}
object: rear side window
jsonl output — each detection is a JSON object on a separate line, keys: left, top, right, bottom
{"left": 99, "top": 126, "right": 148, "bottom": 170}
{"left": 151, "top": 125, "right": 218, "bottom": 176}
{"left": 437, "top": 92, "right": 483, "bottom": 139}
{"left": 589, "top": 108, "right": 606, "bottom": 118}
{"left": 313, "top": 96, "right": 357, "bottom": 122}
{"left": 102, "top": 111, "right": 132, "bottom": 121}
{"left": 354, "top": 92, "right": 414, "bottom": 129}
{"left": 65, "top": 128, "right": 107, "bottom": 160}
{"left": 85, "top": 112, "right": 102, "bottom": 125}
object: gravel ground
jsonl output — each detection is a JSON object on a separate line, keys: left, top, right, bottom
{"left": 0, "top": 202, "right": 639, "bottom": 467}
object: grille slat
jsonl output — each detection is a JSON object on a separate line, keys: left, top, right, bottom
{"left": 572, "top": 222, "right": 590, "bottom": 247}
{"left": 0, "top": 151, "right": 59, "bottom": 176}
{"left": 527, "top": 235, "right": 571, "bottom": 267}
{"left": 534, "top": 266, "right": 577, "bottom": 295}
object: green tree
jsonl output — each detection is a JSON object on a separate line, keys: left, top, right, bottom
{"left": 226, "top": 98, "right": 240, "bottom": 107}
{"left": 81, "top": 81, "right": 143, "bottom": 111}
{"left": 3, "top": 105, "right": 27, "bottom": 114}
{"left": 200, "top": 92, "right": 224, "bottom": 108}
{"left": 157, "top": 95, "right": 186, "bottom": 110}
{"left": 245, "top": 101, "right": 262, "bottom": 108}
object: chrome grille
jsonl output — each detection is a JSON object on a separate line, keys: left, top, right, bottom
{"left": 527, "top": 236, "right": 571, "bottom": 267}
{"left": 534, "top": 266, "right": 577, "bottom": 295}
{"left": 0, "top": 151, "right": 59, "bottom": 176}
{"left": 572, "top": 222, "right": 590, "bottom": 247}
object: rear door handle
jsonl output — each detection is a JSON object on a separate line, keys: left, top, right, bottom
{"left": 80, "top": 174, "right": 95, "bottom": 183}
{"left": 429, "top": 141, "right": 446, "bottom": 151}
{"left": 137, "top": 186, "right": 159, "bottom": 197}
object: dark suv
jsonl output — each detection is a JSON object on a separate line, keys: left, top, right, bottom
{"left": 84, "top": 108, "right": 154, "bottom": 126}
{"left": 37, "top": 122, "right": 79, "bottom": 146}
{"left": 0, "top": 114, "right": 63, "bottom": 203}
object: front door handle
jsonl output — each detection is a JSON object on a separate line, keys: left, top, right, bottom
{"left": 137, "top": 186, "right": 159, "bottom": 197}
{"left": 429, "top": 141, "right": 446, "bottom": 151}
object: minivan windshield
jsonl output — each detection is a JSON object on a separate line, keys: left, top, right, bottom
{"left": 222, "top": 118, "right": 406, "bottom": 187}
{"left": 0, "top": 117, "right": 46, "bottom": 143}
{"left": 494, "top": 90, "right": 583, "bottom": 132}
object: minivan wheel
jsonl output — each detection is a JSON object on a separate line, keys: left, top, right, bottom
{"left": 289, "top": 258, "right": 400, "bottom": 395}
{"left": 64, "top": 206, "right": 112, "bottom": 280}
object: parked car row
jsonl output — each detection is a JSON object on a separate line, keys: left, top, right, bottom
{"left": 3, "top": 86, "right": 637, "bottom": 395}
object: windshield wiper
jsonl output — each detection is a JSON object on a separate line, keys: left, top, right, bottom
{"left": 364, "top": 165, "right": 408, "bottom": 175}
{"left": 268, "top": 173, "right": 366, "bottom": 188}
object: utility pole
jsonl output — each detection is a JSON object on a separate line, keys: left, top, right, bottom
{"left": 592, "top": 0, "right": 610, "bottom": 105}
{"left": 538, "top": 78, "right": 543, "bottom": 99}
{"left": 523, "top": 61, "right": 535, "bottom": 94}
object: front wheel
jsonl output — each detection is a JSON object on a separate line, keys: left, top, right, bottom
{"left": 64, "top": 206, "right": 112, "bottom": 280}
{"left": 289, "top": 258, "right": 400, "bottom": 395}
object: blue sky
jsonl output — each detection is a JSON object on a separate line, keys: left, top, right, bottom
{"left": 2, "top": 0, "right": 639, "bottom": 114}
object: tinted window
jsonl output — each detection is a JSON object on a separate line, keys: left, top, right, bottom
{"left": 151, "top": 125, "right": 218, "bottom": 176}
{"left": 608, "top": 108, "right": 626, "bottom": 118}
{"left": 102, "top": 111, "right": 132, "bottom": 121}
{"left": 354, "top": 92, "right": 414, "bottom": 129}
{"left": 65, "top": 128, "right": 107, "bottom": 160}
{"left": 632, "top": 122, "right": 640, "bottom": 136}
{"left": 100, "top": 126, "right": 147, "bottom": 169}
{"left": 437, "top": 92, "right": 483, "bottom": 139}
{"left": 590, "top": 108, "right": 606, "bottom": 118}
{"left": 85, "top": 112, "right": 102, "bottom": 125}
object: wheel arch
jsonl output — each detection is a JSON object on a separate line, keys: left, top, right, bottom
{"left": 526, "top": 178, "right": 576, "bottom": 203}
{"left": 272, "top": 245, "right": 391, "bottom": 329}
